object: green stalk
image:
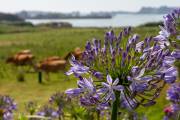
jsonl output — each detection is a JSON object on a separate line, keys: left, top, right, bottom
{"left": 111, "top": 91, "right": 120, "bottom": 120}
{"left": 97, "top": 110, "right": 100, "bottom": 120}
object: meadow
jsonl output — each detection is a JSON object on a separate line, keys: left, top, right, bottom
{"left": 0, "top": 24, "right": 170, "bottom": 119}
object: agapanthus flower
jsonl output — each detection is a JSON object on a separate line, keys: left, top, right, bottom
{"left": 49, "top": 92, "right": 71, "bottom": 117}
{"left": 66, "top": 77, "right": 96, "bottom": 96}
{"left": 154, "top": 8, "right": 180, "bottom": 53}
{"left": 101, "top": 75, "right": 124, "bottom": 102}
{"left": 0, "top": 95, "right": 17, "bottom": 120}
{"left": 66, "top": 77, "right": 100, "bottom": 107}
{"left": 167, "top": 82, "right": 180, "bottom": 103}
{"left": 66, "top": 26, "right": 177, "bottom": 115}
{"left": 171, "top": 50, "right": 180, "bottom": 59}
{"left": 66, "top": 56, "right": 89, "bottom": 75}
{"left": 37, "top": 105, "right": 59, "bottom": 119}
{"left": 154, "top": 8, "right": 180, "bottom": 79}
{"left": 163, "top": 82, "right": 180, "bottom": 120}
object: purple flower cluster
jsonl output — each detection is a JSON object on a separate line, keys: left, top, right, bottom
{"left": 37, "top": 105, "right": 59, "bottom": 119}
{"left": 35, "top": 92, "right": 72, "bottom": 119}
{"left": 65, "top": 25, "right": 177, "bottom": 112}
{"left": 167, "top": 82, "right": 180, "bottom": 103}
{"left": 66, "top": 77, "right": 99, "bottom": 107}
{"left": 156, "top": 8, "right": 180, "bottom": 120}
{"left": 0, "top": 95, "right": 17, "bottom": 120}
{"left": 49, "top": 92, "right": 70, "bottom": 117}
{"left": 154, "top": 8, "right": 180, "bottom": 59}
{"left": 164, "top": 82, "right": 180, "bottom": 120}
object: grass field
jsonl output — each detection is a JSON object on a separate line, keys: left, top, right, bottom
{"left": 0, "top": 25, "right": 170, "bottom": 119}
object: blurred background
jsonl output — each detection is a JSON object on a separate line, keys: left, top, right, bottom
{"left": 0, "top": 0, "right": 179, "bottom": 27}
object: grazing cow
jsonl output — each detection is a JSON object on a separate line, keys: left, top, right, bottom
{"left": 35, "top": 56, "right": 67, "bottom": 81}
{"left": 72, "top": 47, "right": 83, "bottom": 60}
{"left": 6, "top": 49, "right": 35, "bottom": 66}
{"left": 63, "top": 47, "right": 83, "bottom": 61}
{"left": 6, "top": 49, "right": 35, "bottom": 81}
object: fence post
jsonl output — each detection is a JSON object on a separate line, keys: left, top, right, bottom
{"left": 38, "top": 72, "right": 42, "bottom": 83}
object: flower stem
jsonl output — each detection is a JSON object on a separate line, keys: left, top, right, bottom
{"left": 111, "top": 91, "right": 120, "bottom": 120}
{"left": 97, "top": 110, "right": 100, "bottom": 120}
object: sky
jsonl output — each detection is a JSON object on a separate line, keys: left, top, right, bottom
{"left": 0, "top": 0, "right": 180, "bottom": 13}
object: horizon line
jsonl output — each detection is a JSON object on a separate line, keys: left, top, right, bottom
{"left": 0, "top": 5, "right": 178, "bottom": 14}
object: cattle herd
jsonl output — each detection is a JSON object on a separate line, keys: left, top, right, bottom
{"left": 5, "top": 48, "right": 83, "bottom": 82}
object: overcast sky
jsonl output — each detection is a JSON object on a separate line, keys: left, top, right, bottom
{"left": 0, "top": 0, "right": 180, "bottom": 13}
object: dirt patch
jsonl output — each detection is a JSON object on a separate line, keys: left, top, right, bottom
{"left": 0, "top": 41, "right": 27, "bottom": 47}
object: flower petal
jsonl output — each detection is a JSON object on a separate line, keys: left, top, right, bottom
{"left": 113, "top": 85, "right": 124, "bottom": 91}
{"left": 107, "top": 74, "right": 113, "bottom": 84}
{"left": 112, "top": 78, "right": 119, "bottom": 86}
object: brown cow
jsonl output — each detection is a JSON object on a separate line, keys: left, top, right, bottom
{"left": 35, "top": 56, "right": 67, "bottom": 81}
{"left": 72, "top": 47, "right": 83, "bottom": 60}
{"left": 6, "top": 49, "right": 35, "bottom": 66}
{"left": 63, "top": 47, "right": 83, "bottom": 61}
{"left": 6, "top": 49, "right": 35, "bottom": 81}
